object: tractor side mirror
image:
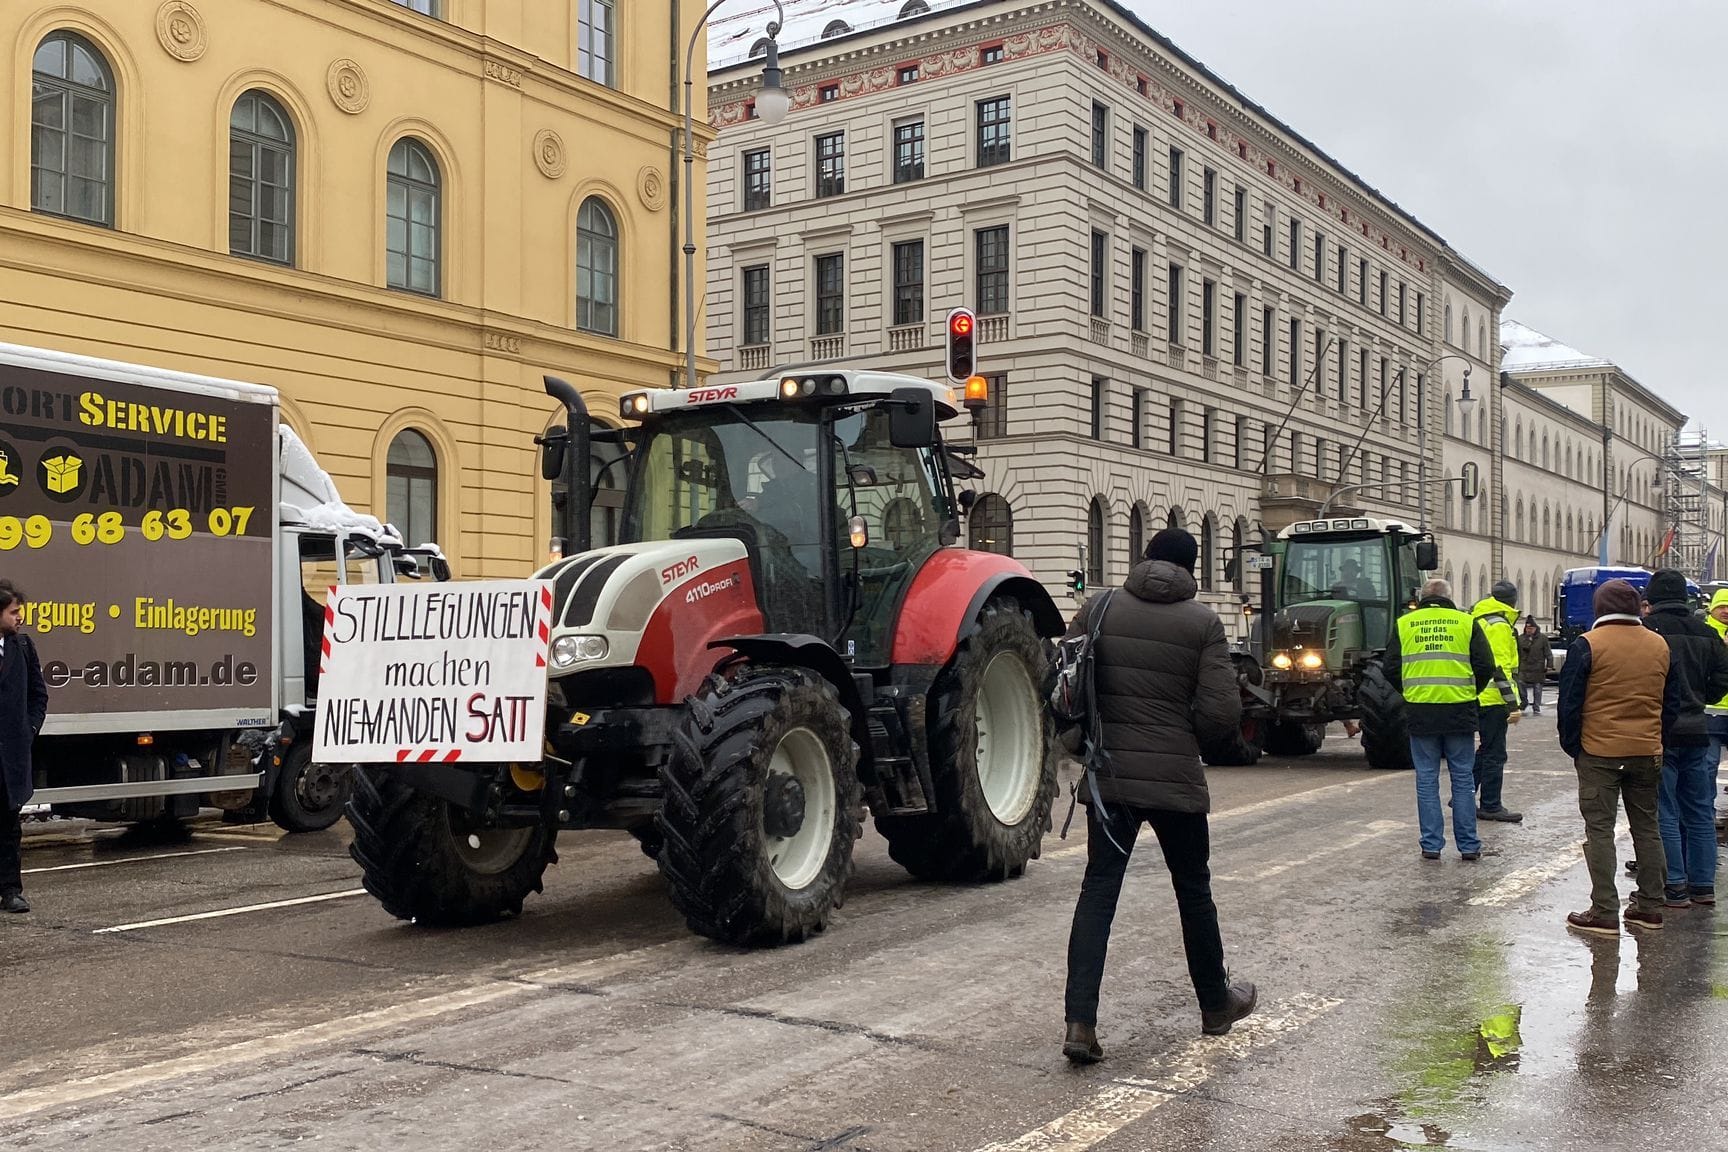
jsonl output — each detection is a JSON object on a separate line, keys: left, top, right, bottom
{"left": 957, "top": 489, "right": 977, "bottom": 515}
{"left": 538, "top": 426, "right": 569, "bottom": 481}
{"left": 1223, "top": 556, "right": 1240, "bottom": 583}
{"left": 888, "top": 387, "right": 936, "bottom": 449}
{"left": 429, "top": 555, "right": 452, "bottom": 582}
{"left": 1415, "top": 540, "right": 1439, "bottom": 572}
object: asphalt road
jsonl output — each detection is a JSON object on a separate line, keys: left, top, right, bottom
{"left": 2, "top": 720, "right": 1725, "bottom": 1151}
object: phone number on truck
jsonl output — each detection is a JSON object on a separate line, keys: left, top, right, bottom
{"left": 0, "top": 507, "right": 257, "bottom": 550}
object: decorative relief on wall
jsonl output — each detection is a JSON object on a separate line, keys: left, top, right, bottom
{"left": 483, "top": 331, "right": 523, "bottom": 356}
{"left": 155, "top": 2, "right": 207, "bottom": 62}
{"left": 484, "top": 59, "right": 524, "bottom": 87}
{"left": 327, "top": 58, "right": 370, "bottom": 114}
{"left": 637, "top": 166, "right": 667, "bottom": 212}
{"left": 533, "top": 129, "right": 566, "bottom": 179}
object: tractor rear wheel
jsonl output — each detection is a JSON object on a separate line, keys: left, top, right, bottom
{"left": 877, "top": 598, "right": 1057, "bottom": 882}
{"left": 1358, "top": 662, "right": 1414, "bottom": 771}
{"left": 347, "top": 768, "right": 554, "bottom": 926}
{"left": 656, "top": 668, "right": 861, "bottom": 946}
{"left": 1264, "top": 720, "right": 1326, "bottom": 757}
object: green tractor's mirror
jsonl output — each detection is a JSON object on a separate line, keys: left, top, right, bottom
{"left": 888, "top": 387, "right": 936, "bottom": 449}
{"left": 1415, "top": 539, "right": 1439, "bottom": 572}
{"left": 538, "top": 425, "right": 569, "bottom": 481}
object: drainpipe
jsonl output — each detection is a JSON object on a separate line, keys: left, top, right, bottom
{"left": 669, "top": 0, "right": 683, "bottom": 387}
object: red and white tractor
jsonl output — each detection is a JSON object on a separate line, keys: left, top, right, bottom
{"left": 346, "top": 370, "right": 1066, "bottom": 945}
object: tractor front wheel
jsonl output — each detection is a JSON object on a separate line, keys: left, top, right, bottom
{"left": 1358, "top": 662, "right": 1414, "bottom": 771}
{"left": 347, "top": 769, "right": 554, "bottom": 926}
{"left": 656, "top": 668, "right": 861, "bottom": 946}
{"left": 877, "top": 598, "right": 1057, "bottom": 882}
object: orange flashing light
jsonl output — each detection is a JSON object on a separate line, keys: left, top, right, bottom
{"left": 963, "top": 375, "right": 989, "bottom": 410}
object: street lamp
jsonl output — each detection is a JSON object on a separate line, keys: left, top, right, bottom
{"left": 1454, "top": 367, "right": 1478, "bottom": 424}
{"left": 682, "top": 2, "right": 790, "bottom": 391}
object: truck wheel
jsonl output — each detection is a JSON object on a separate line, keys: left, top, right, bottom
{"left": 346, "top": 768, "right": 554, "bottom": 926}
{"left": 1203, "top": 716, "right": 1265, "bottom": 767}
{"left": 269, "top": 742, "right": 352, "bottom": 834}
{"left": 876, "top": 598, "right": 1058, "bottom": 882}
{"left": 1358, "top": 662, "right": 1414, "bottom": 771}
{"left": 656, "top": 668, "right": 860, "bottom": 946}
{"left": 1265, "top": 720, "right": 1326, "bottom": 757}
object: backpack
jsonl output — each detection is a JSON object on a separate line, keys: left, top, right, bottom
{"left": 1049, "top": 589, "right": 1116, "bottom": 728}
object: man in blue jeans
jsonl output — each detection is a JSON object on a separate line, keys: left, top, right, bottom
{"left": 1384, "top": 577, "right": 1498, "bottom": 860}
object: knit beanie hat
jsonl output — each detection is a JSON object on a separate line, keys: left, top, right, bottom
{"left": 1145, "top": 527, "right": 1198, "bottom": 573}
{"left": 1644, "top": 568, "right": 1689, "bottom": 605}
{"left": 1593, "top": 579, "right": 1643, "bottom": 620}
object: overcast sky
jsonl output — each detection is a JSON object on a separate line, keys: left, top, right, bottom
{"left": 1125, "top": 0, "right": 1726, "bottom": 435}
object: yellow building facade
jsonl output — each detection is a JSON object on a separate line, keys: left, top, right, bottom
{"left": 0, "top": 0, "right": 713, "bottom": 577}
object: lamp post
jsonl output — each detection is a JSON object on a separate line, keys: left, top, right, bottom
{"left": 682, "top": 1, "right": 790, "bottom": 391}
{"left": 1339, "top": 350, "right": 1472, "bottom": 528}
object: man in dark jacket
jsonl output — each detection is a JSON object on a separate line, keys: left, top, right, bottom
{"left": 1384, "top": 578, "right": 1498, "bottom": 860}
{"left": 1, "top": 580, "right": 50, "bottom": 914}
{"left": 1061, "top": 528, "right": 1255, "bottom": 1064}
{"left": 1641, "top": 569, "right": 1728, "bottom": 906}
{"left": 1516, "top": 618, "right": 1552, "bottom": 715}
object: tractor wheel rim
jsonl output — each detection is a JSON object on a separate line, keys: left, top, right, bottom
{"left": 763, "top": 726, "right": 835, "bottom": 891}
{"left": 976, "top": 650, "right": 1041, "bottom": 825}
{"left": 442, "top": 806, "right": 534, "bottom": 876}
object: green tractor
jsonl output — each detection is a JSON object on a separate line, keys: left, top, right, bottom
{"left": 1214, "top": 516, "right": 1438, "bottom": 770}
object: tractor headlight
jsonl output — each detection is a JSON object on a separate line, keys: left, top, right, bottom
{"left": 550, "top": 634, "right": 609, "bottom": 669}
{"left": 1299, "top": 651, "right": 1324, "bottom": 670}
{"left": 1271, "top": 652, "right": 1294, "bottom": 670}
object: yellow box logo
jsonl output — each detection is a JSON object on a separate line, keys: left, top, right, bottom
{"left": 43, "top": 453, "right": 82, "bottom": 494}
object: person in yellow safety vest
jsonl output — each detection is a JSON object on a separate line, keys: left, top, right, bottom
{"left": 1707, "top": 589, "right": 1728, "bottom": 829}
{"left": 1471, "top": 582, "right": 1525, "bottom": 824}
{"left": 1385, "top": 577, "right": 1498, "bottom": 860}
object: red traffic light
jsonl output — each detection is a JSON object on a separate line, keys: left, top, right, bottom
{"left": 949, "top": 312, "right": 974, "bottom": 337}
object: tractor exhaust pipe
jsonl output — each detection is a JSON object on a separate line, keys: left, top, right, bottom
{"left": 542, "top": 375, "right": 592, "bottom": 558}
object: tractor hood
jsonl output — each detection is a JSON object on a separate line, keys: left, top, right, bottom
{"left": 534, "top": 539, "right": 762, "bottom": 693}
{"left": 1269, "top": 600, "right": 1365, "bottom": 671}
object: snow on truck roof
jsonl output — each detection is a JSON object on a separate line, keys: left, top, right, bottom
{"left": 0, "top": 340, "right": 279, "bottom": 405}
{"left": 278, "top": 425, "right": 403, "bottom": 549}
{"left": 619, "top": 371, "right": 964, "bottom": 420}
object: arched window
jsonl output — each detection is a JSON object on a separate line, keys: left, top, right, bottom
{"left": 1444, "top": 303, "right": 1453, "bottom": 344}
{"left": 1542, "top": 433, "right": 1550, "bottom": 469}
{"left": 386, "top": 429, "right": 438, "bottom": 548}
{"left": 1128, "top": 502, "right": 1147, "bottom": 565}
{"left": 1461, "top": 307, "right": 1471, "bottom": 351}
{"left": 31, "top": 31, "right": 116, "bottom": 226}
{"left": 577, "top": 0, "right": 615, "bottom": 87}
{"left": 899, "top": 0, "right": 931, "bottom": 16}
{"left": 1478, "top": 565, "right": 1488, "bottom": 606}
{"left": 1513, "top": 418, "right": 1522, "bottom": 459}
{"left": 1200, "top": 515, "right": 1216, "bottom": 592}
{"left": 1086, "top": 496, "right": 1108, "bottom": 587}
{"left": 229, "top": 90, "right": 296, "bottom": 264}
{"left": 1515, "top": 499, "right": 1525, "bottom": 541}
{"left": 1232, "top": 518, "right": 1248, "bottom": 592}
{"left": 577, "top": 197, "right": 619, "bottom": 335}
{"left": 1478, "top": 319, "right": 1487, "bottom": 360}
{"left": 1564, "top": 443, "right": 1572, "bottom": 477}
{"left": 1443, "top": 485, "right": 1455, "bottom": 529}
{"left": 1443, "top": 393, "right": 1454, "bottom": 436}
{"left": 821, "top": 19, "right": 853, "bottom": 37}
{"left": 1528, "top": 428, "right": 1537, "bottom": 462}
{"left": 1476, "top": 404, "right": 1485, "bottom": 446}
{"left": 386, "top": 138, "right": 441, "bottom": 295}
{"left": 1566, "top": 510, "right": 1575, "bottom": 552}
{"left": 1166, "top": 505, "right": 1185, "bottom": 531}
{"left": 1461, "top": 566, "right": 1472, "bottom": 606}
{"left": 1542, "top": 504, "right": 1551, "bottom": 547}
{"left": 968, "top": 493, "right": 1012, "bottom": 555}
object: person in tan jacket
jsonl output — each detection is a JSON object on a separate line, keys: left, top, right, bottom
{"left": 1556, "top": 579, "right": 1684, "bottom": 935}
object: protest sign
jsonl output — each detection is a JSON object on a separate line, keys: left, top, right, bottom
{"left": 314, "top": 580, "right": 553, "bottom": 764}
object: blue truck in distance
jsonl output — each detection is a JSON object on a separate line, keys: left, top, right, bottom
{"left": 1552, "top": 566, "right": 1701, "bottom": 651}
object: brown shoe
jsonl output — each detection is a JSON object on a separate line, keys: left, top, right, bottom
{"left": 1624, "top": 907, "right": 1664, "bottom": 931}
{"left": 1201, "top": 982, "right": 1258, "bottom": 1036}
{"left": 1566, "top": 910, "right": 1619, "bottom": 937}
{"left": 1063, "top": 1021, "right": 1103, "bottom": 1064}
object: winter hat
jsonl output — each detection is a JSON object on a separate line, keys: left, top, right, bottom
{"left": 1712, "top": 588, "right": 1728, "bottom": 612}
{"left": 1145, "top": 527, "right": 1198, "bottom": 573}
{"left": 1491, "top": 579, "right": 1518, "bottom": 607}
{"left": 1644, "top": 568, "right": 1689, "bottom": 605}
{"left": 1593, "top": 579, "right": 1643, "bottom": 621}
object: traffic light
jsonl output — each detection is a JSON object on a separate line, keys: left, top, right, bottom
{"left": 1461, "top": 461, "right": 1481, "bottom": 501}
{"left": 945, "top": 307, "right": 976, "bottom": 383}
{"left": 1067, "top": 569, "right": 1086, "bottom": 594}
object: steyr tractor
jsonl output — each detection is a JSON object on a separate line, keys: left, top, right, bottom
{"left": 345, "top": 370, "right": 1065, "bottom": 946}
{"left": 1210, "top": 516, "right": 1438, "bottom": 771}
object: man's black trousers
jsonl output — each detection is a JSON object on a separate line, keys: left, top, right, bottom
{"left": 1064, "top": 800, "right": 1229, "bottom": 1025}
{"left": 0, "top": 807, "right": 22, "bottom": 895}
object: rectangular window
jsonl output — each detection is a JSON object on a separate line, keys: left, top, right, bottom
{"left": 1378, "top": 269, "right": 1389, "bottom": 315}
{"left": 1131, "top": 247, "right": 1147, "bottom": 331}
{"left": 1288, "top": 218, "right": 1300, "bottom": 270}
{"left": 1358, "top": 349, "right": 1368, "bottom": 407}
{"left": 1166, "top": 263, "right": 1183, "bottom": 344}
{"left": 1262, "top": 202, "right": 1274, "bottom": 257}
{"left": 897, "top": 64, "right": 919, "bottom": 84}
{"left": 1090, "top": 230, "right": 1108, "bottom": 318}
{"left": 892, "top": 240, "right": 924, "bottom": 327}
{"left": 392, "top": 0, "right": 440, "bottom": 16}
{"left": 742, "top": 264, "right": 771, "bottom": 346}
{"left": 1235, "top": 415, "right": 1248, "bottom": 470}
{"left": 742, "top": 148, "right": 771, "bottom": 211}
{"left": 977, "top": 97, "right": 1012, "bottom": 167}
{"left": 1378, "top": 356, "right": 1389, "bottom": 410}
{"left": 1167, "top": 147, "right": 1184, "bottom": 209}
{"left": 1203, "top": 168, "right": 1217, "bottom": 227}
{"left": 1169, "top": 399, "right": 1183, "bottom": 457}
{"left": 1315, "top": 328, "right": 1327, "bottom": 391}
{"left": 980, "top": 44, "right": 1004, "bottom": 65}
{"left": 814, "top": 132, "right": 845, "bottom": 198}
{"left": 1397, "top": 281, "right": 1407, "bottom": 326}
{"left": 1261, "top": 306, "right": 1274, "bottom": 375}
{"left": 1131, "top": 387, "right": 1145, "bottom": 450}
{"left": 818, "top": 84, "right": 838, "bottom": 103}
{"left": 1313, "top": 232, "right": 1325, "bottom": 282}
{"left": 1337, "top": 339, "right": 1348, "bottom": 400}
{"left": 1416, "top": 292, "right": 1425, "bottom": 332}
{"left": 1201, "top": 279, "right": 1216, "bottom": 357}
{"left": 1091, "top": 376, "right": 1106, "bottom": 440}
{"left": 1091, "top": 102, "right": 1109, "bottom": 167}
{"left": 1132, "top": 126, "right": 1147, "bottom": 190}
{"left": 1336, "top": 244, "right": 1347, "bottom": 293}
{"left": 1202, "top": 408, "right": 1215, "bottom": 463}
{"left": 815, "top": 254, "right": 845, "bottom": 335}
{"left": 893, "top": 119, "right": 925, "bottom": 184}
{"left": 1233, "top": 185, "right": 1246, "bottom": 242}
{"left": 1288, "top": 317, "right": 1300, "bottom": 383}
{"left": 976, "top": 225, "right": 1010, "bottom": 314}
{"left": 1358, "top": 258, "right": 1368, "bottom": 305}
{"left": 1232, "top": 292, "right": 1246, "bottom": 366}
{"left": 577, "top": 0, "right": 615, "bottom": 87}
{"left": 973, "top": 372, "right": 1008, "bottom": 440}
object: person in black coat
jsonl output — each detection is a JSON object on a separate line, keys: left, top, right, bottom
{"left": 1060, "top": 528, "right": 1256, "bottom": 1065}
{"left": 0, "top": 580, "right": 50, "bottom": 913}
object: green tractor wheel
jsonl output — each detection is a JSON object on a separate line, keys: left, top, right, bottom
{"left": 1358, "top": 661, "right": 1414, "bottom": 770}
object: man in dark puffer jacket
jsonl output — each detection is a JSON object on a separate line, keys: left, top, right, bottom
{"left": 1061, "top": 528, "right": 1255, "bottom": 1065}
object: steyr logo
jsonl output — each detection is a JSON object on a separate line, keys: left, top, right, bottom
{"left": 660, "top": 555, "right": 701, "bottom": 585}
{"left": 687, "top": 386, "right": 738, "bottom": 403}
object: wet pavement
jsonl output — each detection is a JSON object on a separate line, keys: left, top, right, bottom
{"left": 1, "top": 720, "right": 1724, "bottom": 1150}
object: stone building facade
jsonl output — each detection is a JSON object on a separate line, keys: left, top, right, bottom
{"left": 705, "top": 0, "right": 1510, "bottom": 633}
{"left": 1, "top": 0, "right": 700, "bottom": 577}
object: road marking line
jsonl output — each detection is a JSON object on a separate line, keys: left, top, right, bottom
{"left": 1044, "top": 773, "right": 1403, "bottom": 861}
{"left": 23, "top": 847, "right": 248, "bottom": 875}
{"left": 0, "top": 981, "right": 525, "bottom": 1122}
{"left": 1214, "top": 820, "right": 1404, "bottom": 883}
{"left": 974, "top": 993, "right": 1341, "bottom": 1152}
{"left": 1467, "top": 826, "right": 1629, "bottom": 907}
{"left": 92, "top": 889, "right": 367, "bottom": 934}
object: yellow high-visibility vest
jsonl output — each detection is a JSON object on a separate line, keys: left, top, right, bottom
{"left": 1396, "top": 606, "right": 1477, "bottom": 705}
